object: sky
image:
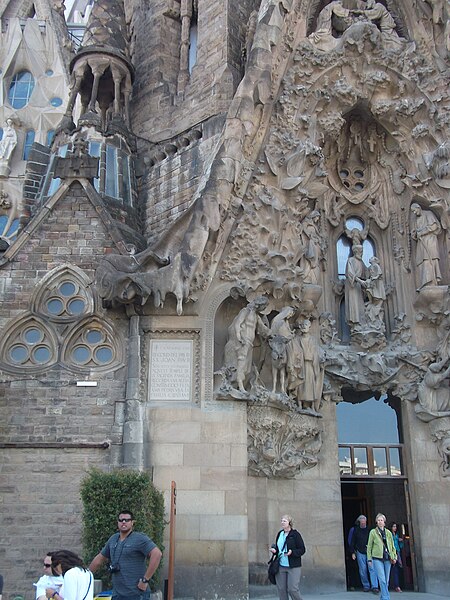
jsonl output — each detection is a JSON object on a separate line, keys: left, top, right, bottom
{"left": 337, "top": 396, "right": 400, "bottom": 444}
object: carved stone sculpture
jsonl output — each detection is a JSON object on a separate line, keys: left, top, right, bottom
{"left": 0, "top": 119, "right": 18, "bottom": 176}
{"left": 410, "top": 203, "right": 442, "bottom": 290}
{"left": 247, "top": 406, "right": 322, "bottom": 478}
{"left": 223, "top": 296, "right": 269, "bottom": 392}
{"left": 297, "top": 210, "right": 324, "bottom": 284}
{"left": 295, "top": 319, "right": 324, "bottom": 413}
{"left": 358, "top": 0, "right": 400, "bottom": 40}
{"left": 308, "top": 1, "right": 350, "bottom": 51}
{"left": 364, "top": 256, "right": 386, "bottom": 331}
{"left": 267, "top": 306, "right": 298, "bottom": 394}
{"left": 415, "top": 361, "right": 450, "bottom": 422}
{"left": 344, "top": 244, "right": 367, "bottom": 328}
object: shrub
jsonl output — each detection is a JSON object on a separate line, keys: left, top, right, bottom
{"left": 80, "top": 468, "right": 165, "bottom": 590}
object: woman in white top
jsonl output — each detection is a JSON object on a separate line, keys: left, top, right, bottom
{"left": 35, "top": 553, "right": 64, "bottom": 600}
{"left": 45, "top": 550, "right": 93, "bottom": 600}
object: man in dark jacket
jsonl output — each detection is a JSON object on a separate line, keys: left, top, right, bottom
{"left": 350, "top": 515, "right": 378, "bottom": 593}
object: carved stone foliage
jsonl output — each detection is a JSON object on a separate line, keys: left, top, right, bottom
{"left": 247, "top": 405, "right": 322, "bottom": 478}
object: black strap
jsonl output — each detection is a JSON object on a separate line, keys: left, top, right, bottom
{"left": 268, "top": 536, "right": 287, "bottom": 565}
{"left": 377, "top": 528, "right": 390, "bottom": 557}
{"left": 81, "top": 572, "right": 92, "bottom": 600}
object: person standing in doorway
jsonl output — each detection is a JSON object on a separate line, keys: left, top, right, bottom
{"left": 367, "top": 513, "right": 397, "bottom": 600}
{"left": 89, "top": 510, "right": 162, "bottom": 600}
{"left": 389, "top": 522, "right": 404, "bottom": 592}
{"left": 350, "top": 515, "right": 378, "bottom": 593}
{"left": 270, "top": 515, "right": 306, "bottom": 600}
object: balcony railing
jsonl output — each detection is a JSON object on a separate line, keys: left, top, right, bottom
{"left": 339, "top": 443, "right": 404, "bottom": 477}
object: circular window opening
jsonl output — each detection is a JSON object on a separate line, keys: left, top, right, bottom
{"left": 340, "top": 169, "right": 349, "bottom": 178}
{"left": 354, "top": 182, "right": 365, "bottom": 191}
{"left": 59, "top": 281, "right": 77, "bottom": 296}
{"left": 68, "top": 298, "right": 86, "bottom": 315}
{"left": 354, "top": 170, "right": 364, "bottom": 178}
{"left": 95, "top": 346, "right": 113, "bottom": 364}
{"left": 343, "top": 181, "right": 350, "bottom": 188}
{"left": 10, "top": 344, "right": 29, "bottom": 363}
{"left": 50, "top": 97, "right": 63, "bottom": 107}
{"left": 86, "top": 330, "right": 104, "bottom": 344}
{"left": 47, "top": 298, "right": 64, "bottom": 315}
{"left": 72, "top": 345, "right": 91, "bottom": 364}
{"left": 45, "top": 69, "right": 54, "bottom": 76}
{"left": 33, "top": 345, "right": 51, "bottom": 363}
{"left": 24, "top": 327, "right": 44, "bottom": 344}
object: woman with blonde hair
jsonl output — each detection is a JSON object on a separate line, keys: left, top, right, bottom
{"left": 269, "top": 514, "right": 306, "bottom": 600}
{"left": 367, "top": 514, "right": 397, "bottom": 600}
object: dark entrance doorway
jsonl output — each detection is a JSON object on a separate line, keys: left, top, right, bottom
{"left": 337, "top": 391, "right": 417, "bottom": 592}
{"left": 341, "top": 479, "right": 415, "bottom": 591}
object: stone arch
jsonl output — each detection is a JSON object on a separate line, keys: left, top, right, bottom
{"left": 203, "top": 283, "right": 235, "bottom": 402}
{"left": 61, "top": 315, "right": 124, "bottom": 373}
{"left": 0, "top": 313, "right": 59, "bottom": 373}
{"left": 31, "top": 263, "right": 95, "bottom": 322}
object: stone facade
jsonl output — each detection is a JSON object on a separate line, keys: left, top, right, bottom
{"left": 0, "top": 0, "right": 449, "bottom": 599}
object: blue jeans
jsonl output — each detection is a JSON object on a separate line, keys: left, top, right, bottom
{"left": 112, "top": 594, "right": 144, "bottom": 600}
{"left": 371, "top": 559, "right": 392, "bottom": 600}
{"left": 391, "top": 560, "right": 401, "bottom": 588}
{"left": 356, "top": 551, "right": 378, "bottom": 590}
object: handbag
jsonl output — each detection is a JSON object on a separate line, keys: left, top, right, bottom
{"left": 267, "top": 538, "right": 287, "bottom": 585}
{"left": 267, "top": 555, "right": 280, "bottom": 585}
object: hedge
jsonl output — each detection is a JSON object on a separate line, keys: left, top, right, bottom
{"left": 80, "top": 468, "right": 165, "bottom": 590}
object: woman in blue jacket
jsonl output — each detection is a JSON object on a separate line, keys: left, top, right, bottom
{"left": 270, "top": 515, "right": 306, "bottom": 600}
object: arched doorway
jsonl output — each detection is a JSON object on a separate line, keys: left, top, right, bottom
{"left": 337, "top": 391, "right": 417, "bottom": 592}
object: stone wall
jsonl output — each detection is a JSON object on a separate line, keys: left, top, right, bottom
{"left": 0, "top": 182, "right": 129, "bottom": 598}
{"left": 248, "top": 401, "right": 346, "bottom": 594}
{"left": 141, "top": 115, "right": 225, "bottom": 244}
{"left": 128, "top": 0, "right": 253, "bottom": 140}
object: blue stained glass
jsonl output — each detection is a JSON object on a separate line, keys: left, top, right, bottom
{"left": 8, "top": 71, "right": 35, "bottom": 109}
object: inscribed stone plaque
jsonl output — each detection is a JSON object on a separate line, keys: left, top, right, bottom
{"left": 149, "top": 339, "right": 193, "bottom": 401}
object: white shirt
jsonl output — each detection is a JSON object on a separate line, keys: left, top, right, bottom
{"left": 62, "top": 568, "right": 94, "bottom": 600}
{"left": 34, "top": 574, "right": 64, "bottom": 599}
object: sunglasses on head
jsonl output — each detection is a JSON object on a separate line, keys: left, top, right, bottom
{"left": 44, "top": 563, "right": 52, "bottom": 567}
{"left": 118, "top": 518, "right": 132, "bottom": 522}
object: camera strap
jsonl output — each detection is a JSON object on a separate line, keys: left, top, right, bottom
{"left": 112, "top": 531, "right": 133, "bottom": 567}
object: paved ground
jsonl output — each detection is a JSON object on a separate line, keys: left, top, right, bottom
{"left": 251, "top": 592, "right": 449, "bottom": 600}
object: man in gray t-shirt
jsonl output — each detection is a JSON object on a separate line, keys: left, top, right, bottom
{"left": 89, "top": 511, "right": 162, "bottom": 600}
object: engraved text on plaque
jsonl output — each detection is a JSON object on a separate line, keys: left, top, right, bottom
{"left": 149, "top": 339, "right": 193, "bottom": 401}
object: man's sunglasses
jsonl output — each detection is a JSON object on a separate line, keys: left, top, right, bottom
{"left": 118, "top": 518, "right": 132, "bottom": 522}
{"left": 44, "top": 563, "right": 52, "bottom": 567}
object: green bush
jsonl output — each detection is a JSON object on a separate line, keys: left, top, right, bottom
{"left": 80, "top": 468, "right": 165, "bottom": 591}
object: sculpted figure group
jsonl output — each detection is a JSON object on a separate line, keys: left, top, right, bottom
{"left": 344, "top": 244, "right": 386, "bottom": 335}
{"left": 222, "top": 297, "right": 324, "bottom": 413}
{"left": 309, "top": 0, "right": 404, "bottom": 51}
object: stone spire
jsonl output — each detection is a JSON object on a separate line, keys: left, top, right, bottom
{"left": 62, "top": 0, "right": 134, "bottom": 132}
{"left": 81, "top": 0, "right": 129, "bottom": 59}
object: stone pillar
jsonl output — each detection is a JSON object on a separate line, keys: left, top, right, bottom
{"left": 122, "top": 314, "right": 144, "bottom": 469}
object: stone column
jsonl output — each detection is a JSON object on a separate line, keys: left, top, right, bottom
{"left": 122, "top": 313, "right": 144, "bottom": 469}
